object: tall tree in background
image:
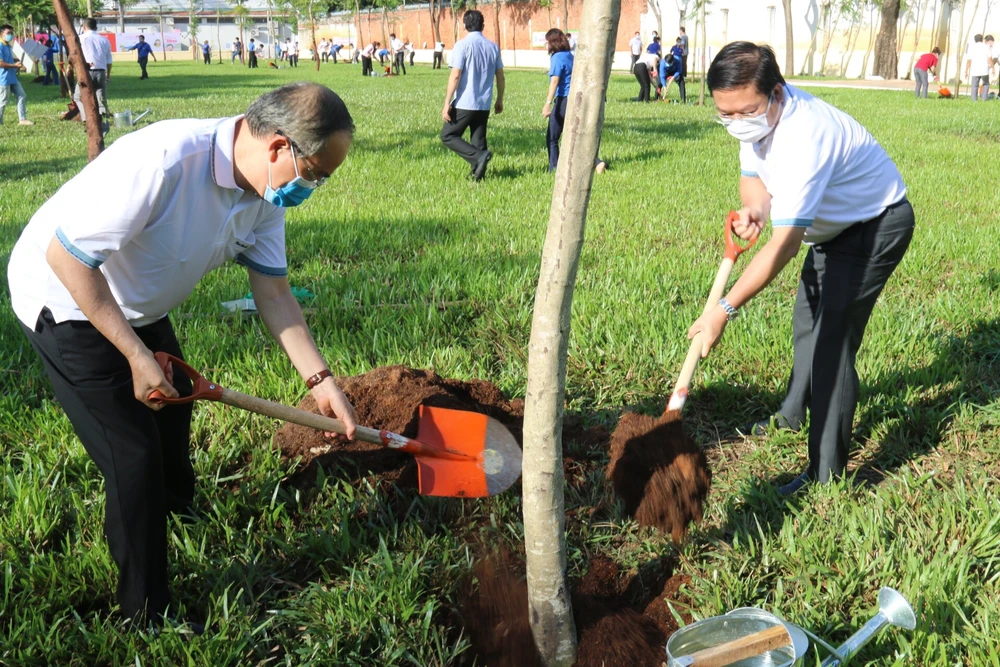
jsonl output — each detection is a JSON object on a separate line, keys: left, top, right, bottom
{"left": 428, "top": 0, "right": 442, "bottom": 43}
{"left": 873, "top": 0, "right": 902, "bottom": 77}
{"left": 522, "top": 0, "right": 620, "bottom": 660}
{"left": 697, "top": 0, "right": 706, "bottom": 104}
{"left": 781, "top": 0, "right": 794, "bottom": 73}
{"left": 52, "top": 0, "right": 104, "bottom": 160}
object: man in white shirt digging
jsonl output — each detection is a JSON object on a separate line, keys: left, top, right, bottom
{"left": 8, "top": 82, "right": 358, "bottom": 628}
{"left": 687, "top": 43, "right": 914, "bottom": 495}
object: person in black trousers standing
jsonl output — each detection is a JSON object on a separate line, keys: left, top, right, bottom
{"left": 433, "top": 40, "right": 444, "bottom": 69}
{"left": 440, "top": 11, "right": 504, "bottom": 181}
{"left": 687, "top": 43, "right": 913, "bottom": 496}
{"left": 361, "top": 41, "right": 374, "bottom": 76}
{"left": 248, "top": 38, "right": 259, "bottom": 68}
{"left": 7, "top": 82, "right": 360, "bottom": 630}
{"left": 390, "top": 33, "right": 405, "bottom": 75}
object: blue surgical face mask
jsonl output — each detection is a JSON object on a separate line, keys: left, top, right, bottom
{"left": 263, "top": 143, "right": 318, "bottom": 207}
{"left": 2, "top": 33, "right": 13, "bottom": 43}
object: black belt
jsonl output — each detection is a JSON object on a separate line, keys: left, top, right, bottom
{"left": 89, "top": 68, "right": 105, "bottom": 71}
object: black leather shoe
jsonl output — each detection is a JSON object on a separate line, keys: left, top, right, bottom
{"left": 777, "top": 472, "right": 812, "bottom": 496}
{"left": 473, "top": 150, "right": 492, "bottom": 181}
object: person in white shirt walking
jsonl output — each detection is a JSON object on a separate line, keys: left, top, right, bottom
{"left": 965, "top": 33, "right": 992, "bottom": 101}
{"left": 688, "top": 43, "right": 913, "bottom": 496}
{"left": 440, "top": 10, "right": 505, "bottom": 181}
{"left": 433, "top": 40, "right": 444, "bottom": 69}
{"left": 287, "top": 39, "right": 299, "bottom": 67}
{"left": 390, "top": 33, "right": 406, "bottom": 75}
{"left": 629, "top": 31, "right": 642, "bottom": 71}
{"left": 318, "top": 38, "right": 329, "bottom": 62}
{"left": 8, "top": 82, "right": 358, "bottom": 629}
{"left": 75, "top": 18, "right": 109, "bottom": 122}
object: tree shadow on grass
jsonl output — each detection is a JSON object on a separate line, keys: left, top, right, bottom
{"left": 0, "top": 156, "right": 88, "bottom": 183}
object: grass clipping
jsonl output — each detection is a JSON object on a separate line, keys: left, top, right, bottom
{"left": 606, "top": 409, "right": 711, "bottom": 541}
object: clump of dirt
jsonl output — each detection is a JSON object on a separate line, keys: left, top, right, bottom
{"left": 455, "top": 552, "right": 691, "bottom": 667}
{"left": 273, "top": 366, "right": 522, "bottom": 490}
{"left": 606, "top": 409, "right": 712, "bottom": 541}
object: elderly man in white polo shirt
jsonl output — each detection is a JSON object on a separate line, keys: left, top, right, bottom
{"left": 687, "top": 43, "right": 914, "bottom": 495}
{"left": 8, "top": 82, "right": 359, "bottom": 628}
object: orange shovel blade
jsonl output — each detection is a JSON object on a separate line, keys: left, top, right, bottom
{"left": 414, "top": 405, "right": 522, "bottom": 497}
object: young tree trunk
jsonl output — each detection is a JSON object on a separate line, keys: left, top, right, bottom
{"left": 522, "top": 0, "right": 620, "bottom": 662}
{"left": 494, "top": 0, "right": 502, "bottom": 45}
{"left": 53, "top": 0, "right": 104, "bottom": 160}
{"left": 563, "top": 0, "right": 569, "bottom": 32}
{"left": 697, "top": 0, "right": 706, "bottom": 104}
{"left": 310, "top": 2, "right": 319, "bottom": 71}
{"left": 841, "top": 15, "right": 862, "bottom": 76}
{"left": 873, "top": 0, "right": 901, "bottom": 78}
{"left": 860, "top": 5, "right": 881, "bottom": 77}
{"left": 781, "top": 0, "right": 794, "bottom": 74}
{"left": 819, "top": 6, "right": 841, "bottom": 75}
{"left": 799, "top": 1, "right": 821, "bottom": 75}
{"left": 905, "top": 0, "right": 932, "bottom": 78}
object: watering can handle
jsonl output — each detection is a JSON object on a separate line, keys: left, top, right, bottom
{"left": 675, "top": 624, "right": 791, "bottom": 667}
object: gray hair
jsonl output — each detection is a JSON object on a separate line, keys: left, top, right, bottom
{"left": 245, "top": 82, "right": 355, "bottom": 157}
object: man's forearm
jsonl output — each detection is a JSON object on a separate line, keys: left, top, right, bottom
{"left": 45, "top": 237, "right": 147, "bottom": 362}
{"left": 495, "top": 71, "right": 505, "bottom": 102}
{"left": 444, "top": 70, "right": 460, "bottom": 106}
{"left": 250, "top": 273, "right": 328, "bottom": 381}
{"left": 724, "top": 238, "right": 801, "bottom": 309}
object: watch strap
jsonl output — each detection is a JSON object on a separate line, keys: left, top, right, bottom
{"left": 719, "top": 298, "right": 739, "bottom": 321}
{"left": 306, "top": 369, "right": 333, "bottom": 390}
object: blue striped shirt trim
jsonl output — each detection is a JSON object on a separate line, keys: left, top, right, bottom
{"left": 235, "top": 254, "right": 287, "bottom": 277}
{"left": 772, "top": 218, "right": 813, "bottom": 228}
{"left": 740, "top": 170, "right": 759, "bottom": 178}
{"left": 55, "top": 227, "right": 103, "bottom": 269}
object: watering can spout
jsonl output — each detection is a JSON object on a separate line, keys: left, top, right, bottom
{"left": 132, "top": 108, "right": 152, "bottom": 124}
{"left": 820, "top": 588, "right": 916, "bottom": 667}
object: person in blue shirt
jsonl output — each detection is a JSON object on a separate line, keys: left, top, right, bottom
{"left": 126, "top": 35, "right": 157, "bottom": 79}
{"left": 659, "top": 50, "right": 685, "bottom": 103}
{"left": 440, "top": 10, "right": 505, "bottom": 181}
{"left": 331, "top": 42, "right": 342, "bottom": 63}
{"left": 0, "top": 24, "right": 32, "bottom": 125}
{"left": 42, "top": 37, "right": 58, "bottom": 85}
{"left": 542, "top": 29, "right": 573, "bottom": 172}
{"left": 377, "top": 46, "right": 390, "bottom": 65}
{"left": 201, "top": 40, "right": 211, "bottom": 65}
{"left": 647, "top": 35, "right": 661, "bottom": 57}
{"left": 542, "top": 28, "right": 607, "bottom": 174}
{"left": 248, "top": 38, "right": 258, "bottom": 68}
{"left": 670, "top": 37, "right": 684, "bottom": 64}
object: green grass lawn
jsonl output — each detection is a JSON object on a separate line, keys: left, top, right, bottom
{"left": 1, "top": 58, "right": 999, "bottom": 665}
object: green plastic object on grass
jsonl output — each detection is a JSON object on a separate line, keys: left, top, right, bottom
{"left": 244, "top": 286, "right": 315, "bottom": 305}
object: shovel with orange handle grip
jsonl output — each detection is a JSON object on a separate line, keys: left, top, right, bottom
{"left": 667, "top": 210, "right": 758, "bottom": 412}
{"left": 148, "top": 352, "right": 522, "bottom": 498}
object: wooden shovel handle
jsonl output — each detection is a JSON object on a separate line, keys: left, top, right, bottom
{"left": 683, "top": 624, "right": 791, "bottom": 667}
{"left": 219, "top": 387, "right": 385, "bottom": 445}
{"left": 667, "top": 211, "right": 755, "bottom": 412}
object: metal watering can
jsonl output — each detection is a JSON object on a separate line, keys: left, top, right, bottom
{"left": 113, "top": 108, "right": 152, "bottom": 128}
{"left": 666, "top": 587, "right": 916, "bottom": 667}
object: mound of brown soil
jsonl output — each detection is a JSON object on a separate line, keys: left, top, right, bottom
{"left": 606, "top": 410, "right": 712, "bottom": 541}
{"left": 456, "top": 552, "right": 692, "bottom": 667}
{"left": 273, "top": 366, "right": 522, "bottom": 490}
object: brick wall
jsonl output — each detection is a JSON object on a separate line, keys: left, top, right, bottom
{"left": 345, "top": 0, "right": 645, "bottom": 53}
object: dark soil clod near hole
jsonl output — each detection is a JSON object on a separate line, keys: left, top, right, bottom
{"left": 606, "top": 409, "right": 712, "bottom": 541}
{"left": 455, "top": 551, "right": 691, "bottom": 667}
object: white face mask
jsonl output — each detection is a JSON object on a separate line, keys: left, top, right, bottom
{"left": 718, "top": 95, "right": 775, "bottom": 143}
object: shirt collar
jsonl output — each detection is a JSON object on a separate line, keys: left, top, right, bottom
{"left": 212, "top": 115, "right": 244, "bottom": 191}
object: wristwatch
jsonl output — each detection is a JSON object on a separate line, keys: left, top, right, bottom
{"left": 719, "top": 298, "right": 739, "bottom": 321}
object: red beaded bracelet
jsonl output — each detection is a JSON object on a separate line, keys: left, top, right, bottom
{"left": 306, "top": 369, "right": 333, "bottom": 390}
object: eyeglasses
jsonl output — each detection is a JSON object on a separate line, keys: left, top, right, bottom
{"left": 716, "top": 95, "right": 772, "bottom": 123}
{"left": 277, "top": 132, "right": 328, "bottom": 187}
